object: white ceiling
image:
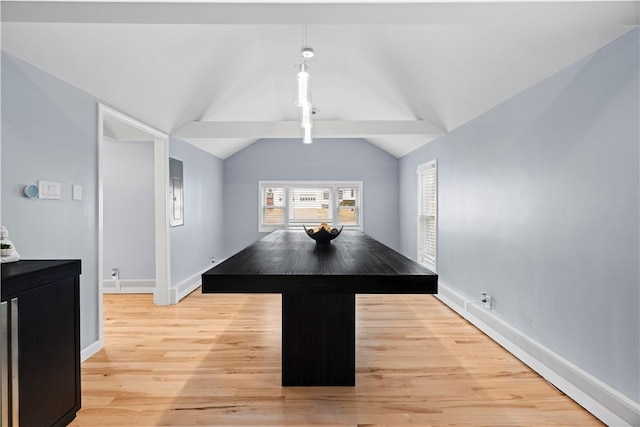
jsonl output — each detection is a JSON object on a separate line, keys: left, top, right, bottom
{"left": 1, "top": 1, "right": 637, "bottom": 158}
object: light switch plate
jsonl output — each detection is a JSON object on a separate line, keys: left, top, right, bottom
{"left": 38, "top": 181, "right": 62, "bottom": 200}
{"left": 72, "top": 185, "right": 82, "bottom": 200}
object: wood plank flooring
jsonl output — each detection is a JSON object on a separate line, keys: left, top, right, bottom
{"left": 71, "top": 291, "right": 602, "bottom": 426}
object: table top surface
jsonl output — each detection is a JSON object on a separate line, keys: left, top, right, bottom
{"left": 202, "top": 231, "right": 437, "bottom": 294}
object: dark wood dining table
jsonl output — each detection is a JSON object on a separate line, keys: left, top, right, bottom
{"left": 202, "top": 230, "right": 438, "bottom": 386}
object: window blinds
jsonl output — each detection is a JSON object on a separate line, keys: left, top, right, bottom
{"left": 289, "top": 187, "right": 333, "bottom": 226}
{"left": 417, "top": 161, "right": 437, "bottom": 270}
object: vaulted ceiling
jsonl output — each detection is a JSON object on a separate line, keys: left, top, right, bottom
{"left": 2, "top": 1, "right": 637, "bottom": 158}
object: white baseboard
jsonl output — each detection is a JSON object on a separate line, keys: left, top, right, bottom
{"left": 80, "top": 339, "right": 102, "bottom": 363}
{"left": 436, "top": 282, "right": 639, "bottom": 427}
{"left": 103, "top": 279, "right": 155, "bottom": 294}
{"left": 170, "top": 259, "right": 227, "bottom": 304}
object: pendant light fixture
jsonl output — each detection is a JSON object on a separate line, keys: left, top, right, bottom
{"left": 296, "top": 26, "right": 314, "bottom": 144}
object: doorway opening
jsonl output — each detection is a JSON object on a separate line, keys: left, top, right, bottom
{"left": 97, "top": 104, "right": 171, "bottom": 345}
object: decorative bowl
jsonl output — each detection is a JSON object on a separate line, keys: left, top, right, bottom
{"left": 303, "top": 224, "right": 344, "bottom": 244}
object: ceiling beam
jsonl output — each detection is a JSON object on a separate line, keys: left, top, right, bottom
{"left": 174, "top": 120, "right": 445, "bottom": 139}
{"left": 3, "top": 1, "right": 637, "bottom": 25}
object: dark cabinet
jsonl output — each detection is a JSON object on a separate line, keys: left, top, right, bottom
{"left": 2, "top": 260, "right": 81, "bottom": 427}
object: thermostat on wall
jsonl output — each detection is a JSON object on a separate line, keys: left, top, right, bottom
{"left": 23, "top": 184, "right": 39, "bottom": 199}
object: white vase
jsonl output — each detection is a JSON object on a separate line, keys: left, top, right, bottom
{"left": 1, "top": 249, "right": 12, "bottom": 257}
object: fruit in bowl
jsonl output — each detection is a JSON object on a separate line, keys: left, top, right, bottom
{"left": 303, "top": 224, "right": 344, "bottom": 243}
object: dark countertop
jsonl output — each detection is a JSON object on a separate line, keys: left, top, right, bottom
{"left": 1, "top": 260, "right": 82, "bottom": 300}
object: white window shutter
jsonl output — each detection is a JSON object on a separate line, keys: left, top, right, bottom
{"left": 417, "top": 160, "right": 437, "bottom": 271}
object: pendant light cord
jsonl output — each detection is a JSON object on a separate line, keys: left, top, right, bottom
{"left": 303, "top": 25, "right": 307, "bottom": 48}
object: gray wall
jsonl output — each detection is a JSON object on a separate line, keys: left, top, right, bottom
{"left": 1, "top": 53, "right": 226, "bottom": 352}
{"left": 1, "top": 52, "right": 99, "bottom": 349}
{"left": 169, "top": 136, "right": 224, "bottom": 286}
{"left": 223, "top": 138, "right": 399, "bottom": 257}
{"left": 399, "top": 29, "right": 639, "bottom": 401}
{"left": 102, "top": 138, "right": 155, "bottom": 280}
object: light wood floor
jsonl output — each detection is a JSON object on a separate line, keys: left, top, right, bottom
{"left": 71, "top": 291, "right": 602, "bottom": 426}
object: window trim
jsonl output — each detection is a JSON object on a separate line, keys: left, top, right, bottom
{"left": 417, "top": 160, "right": 437, "bottom": 272}
{"left": 258, "top": 180, "right": 363, "bottom": 232}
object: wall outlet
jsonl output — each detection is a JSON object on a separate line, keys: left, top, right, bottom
{"left": 481, "top": 292, "right": 491, "bottom": 309}
{"left": 111, "top": 268, "right": 119, "bottom": 280}
{"left": 72, "top": 184, "right": 82, "bottom": 200}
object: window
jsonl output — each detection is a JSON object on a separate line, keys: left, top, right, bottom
{"left": 417, "top": 160, "right": 437, "bottom": 272}
{"left": 259, "top": 181, "right": 362, "bottom": 232}
{"left": 262, "top": 187, "right": 285, "bottom": 226}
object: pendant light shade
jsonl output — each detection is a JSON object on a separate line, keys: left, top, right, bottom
{"left": 303, "top": 125, "right": 312, "bottom": 144}
{"left": 296, "top": 26, "right": 314, "bottom": 144}
{"left": 296, "top": 63, "right": 310, "bottom": 107}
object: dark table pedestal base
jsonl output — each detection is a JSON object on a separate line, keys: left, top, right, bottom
{"left": 282, "top": 293, "right": 355, "bottom": 386}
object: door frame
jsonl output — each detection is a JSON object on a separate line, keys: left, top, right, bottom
{"left": 97, "top": 104, "right": 171, "bottom": 344}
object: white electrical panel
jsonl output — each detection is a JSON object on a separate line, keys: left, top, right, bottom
{"left": 38, "top": 181, "right": 62, "bottom": 200}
